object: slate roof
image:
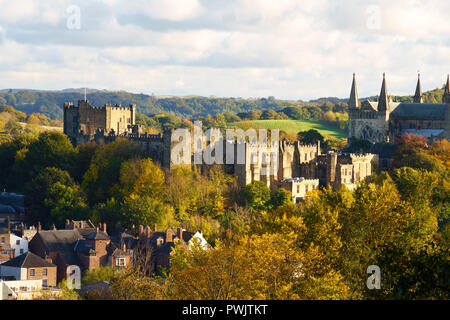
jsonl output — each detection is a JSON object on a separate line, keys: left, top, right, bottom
{"left": 58, "top": 251, "right": 83, "bottom": 266}
{"left": 74, "top": 239, "right": 94, "bottom": 253}
{"left": 401, "top": 129, "right": 445, "bottom": 138}
{"left": 76, "top": 228, "right": 97, "bottom": 237}
{"left": 1, "top": 252, "right": 55, "bottom": 268}
{"left": 147, "top": 230, "right": 195, "bottom": 248}
{"left": 0, "top": 192, "right": 24, "bottom": 207}
{"left": 0, "top": 205, "right": 16, "bottom": 214}
{"left": 38, "top": 230, "right": 83, "bottom": 252}
{"left": 390, "top": 103, "right": 446, "bottom": 120}
{"left": 85, "top": 231, "right": 109, "bottom": 240}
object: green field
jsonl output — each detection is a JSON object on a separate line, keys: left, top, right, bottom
{"left": 227, "top": 120, "right": 347, "bottom": 139}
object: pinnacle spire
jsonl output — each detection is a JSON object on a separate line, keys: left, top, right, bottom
{"left": 444, "top": 74, "right": 450, "bottom": 104}
{"left": 414, "top": 73, "right": 423, "bottom": 103}
{"left": 349, "top": 73, "right": 360, "bottom": 108}
{"left": 378, "top": 73, "right": 389, "bottom": 112}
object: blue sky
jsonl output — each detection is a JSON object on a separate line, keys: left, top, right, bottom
{"left": 0, "top": 0, "right": 449, "bottom": 100}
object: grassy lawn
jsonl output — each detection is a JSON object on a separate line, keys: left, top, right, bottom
{"left": 227, "top": 120, "right": 347, "bottom": 139}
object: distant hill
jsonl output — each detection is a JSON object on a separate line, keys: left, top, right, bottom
{"left": 0, "top": 89, "right": 313, "bottom": 120}
{"left": 0, "top": 86, "right": 446, "bottom": 120}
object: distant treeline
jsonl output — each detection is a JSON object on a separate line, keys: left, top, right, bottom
{"left": 0, "top": 86, "right": 446, "bottom": 121}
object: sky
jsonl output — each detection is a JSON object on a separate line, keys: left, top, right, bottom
{"left": 0, "top": 0, "right": 450, "bottom": 100}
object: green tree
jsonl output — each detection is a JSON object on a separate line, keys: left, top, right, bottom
{"left": 297, "top": 129, "right": 324, "bottom": 145}
{"left": 82, "top": 139, "right": 142, "bottom": 205}
{"left": 13, "top": 132, "right": 78, "bottom": 190}
{"left": 242, "top": 181, "right": 271, "bottom": 211}
{"left": 24, "top": 167, "right": 86, "bottom": 228}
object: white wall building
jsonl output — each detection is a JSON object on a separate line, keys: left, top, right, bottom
{"left": 10, "top": 233, "right": 28, "bottom": 256}
{"left": 0, "top": 279, "right": 42, "bottom": 300}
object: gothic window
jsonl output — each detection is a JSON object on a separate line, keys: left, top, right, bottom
{"left": 361, "top": 126, "right": 374, "bottom": 140}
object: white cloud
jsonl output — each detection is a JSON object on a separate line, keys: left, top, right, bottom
{"left": 0, "top": 0, "right": 450, "bottom": 100}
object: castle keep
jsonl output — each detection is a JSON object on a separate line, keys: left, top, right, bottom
{"left": 348, "top": 73, "right": 450, "bottom": 144}
{"left": 64, "top": 100, "right": 137, "bottom": 145}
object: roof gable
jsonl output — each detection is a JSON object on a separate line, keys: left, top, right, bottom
{"left": 2, "top": 252, "right": 55, "bottom": 268}
{"left": 37, "top": 230, "right": 83, "bottom": 252}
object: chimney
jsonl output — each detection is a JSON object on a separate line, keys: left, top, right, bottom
{"left": 166, "top": 229, "right": 173, "bottom": 243}
{"left": 52, "top": 224, "right": 57, "bottom": 231}
{"left": 153, "top": 224, "right": 157, "bottom": 232}
{"left": 37, "top": 222, "right": 42, "bottom": 233}
{"left": 146, "top": 226, "right": 151, "bottom": 238}
{"left": 45, "top": 254, "right": 53, "bottom": 264}
{"left": 139, "top": 225, "right": 144, "bottom": 236}
{"left": 177, "top": 227, "right": 183, "bottom": 242}
{"left": 103, "top": 223, "right": 107, "bottom": 233}
{"left": 96, "top": 226, "right": 99, "bottom": 233}
{"left": 122, "top": 242, "right": 126, "bottom": 252}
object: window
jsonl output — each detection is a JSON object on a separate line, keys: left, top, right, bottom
{"left": 43, "top": 280, "right": 47, "bottom": 288}
{"left": 30, "top": 269, "right": 35, "bottom": 276}
{"left": 16, "top": 240, "right": 20, "bottom": 245}
{"left": 116, "top": 258, "right": 126, "bottom": 267}
{"left": 43, "top": 268, "right": 47, "bottom": 276}
{"left": 20, "top": 249, "right": 24, "bottom": 255}
{"left": 1, "top": 237, "right": 5, "bottom": 244}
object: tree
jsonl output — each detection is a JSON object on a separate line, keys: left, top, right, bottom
{"left": 169, "top": 234, "right": 305, "bottom": 299}
{"left": 81, "top": 138, "right": 142, "bottom": 205}
{"left": 13, "top": 132, "right": 78, "bottom": 191}
{"left": 271, "top": 188, "right": 293, "bottom": 208}
{"left": 242, "top": 181, "right": 271, "bottom": 211}
{"left": 119, "top": 158, "right": 165, "bottom": 200}
{"left": 24, "top": 167, "right": 87, "bottom": 228}
{"left": 392, "top": 133, "right": 445, "bottom": 175}
{"left": 0, "top": 133, "right": 37, "bottom": 190}
{"left": 297, "top": 129, "right": 324, "bottom": 145}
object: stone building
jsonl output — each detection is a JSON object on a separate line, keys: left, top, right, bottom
{"left": 0, "top": 252, "right": 57, "bottom": 287}
{"left": 64, "top": 99, "right": 136, "bottom": 145}
{"left": 28, "top": 222, "right": 114, "bottom": 283}
{"left": 280, "top": 178, "right": 319, "bottom": 203}
{"left": 348, "top": 73, "right": 450, "bottom": 144}
{"left": 63, "top": 99, "right": 375, "bottom": 200}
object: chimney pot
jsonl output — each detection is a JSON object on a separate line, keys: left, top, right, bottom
{"left": 154, "top": 224, "right": 157, "bottom": 232}
{"left": 103, "top": 223, "right": 107, "bottom": 233}
{"left": 166, "top": 229, "right": 173, "bottom": 243}
{"left": 177, "top": 227, "right": 183, "bottom": 242}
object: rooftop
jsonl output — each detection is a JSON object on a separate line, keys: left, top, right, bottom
{"left": 1, "top": 252, "right": 55, "bottom": 268}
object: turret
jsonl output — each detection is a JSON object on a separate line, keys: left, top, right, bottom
{"left": 378, "top": 73, "right": 390, "bottom": 113}
{"left": 414, "top": 73, "right": 423, "bottom": 103}
{"left": 443, "top": 74, "right": 450, "bottom": 104}
{"left": 348, "top": 73, "right": 360, "bottom": 109}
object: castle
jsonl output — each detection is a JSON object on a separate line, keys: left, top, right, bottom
{"left": 64, "top": 99, "right": 374, "bottom": 202}
{"left": 348, "top": 73, "right": 450, "bottom": 144}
